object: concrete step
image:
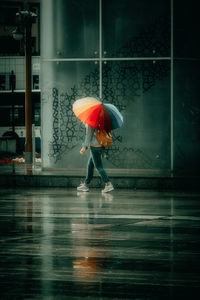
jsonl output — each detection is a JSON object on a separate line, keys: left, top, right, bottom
{"left": 0, "top": 164, "right": 199, "bottom": 190}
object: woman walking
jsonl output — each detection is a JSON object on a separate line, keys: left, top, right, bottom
{"left": 77, "top": 124, "right": 114, "bottom": 193}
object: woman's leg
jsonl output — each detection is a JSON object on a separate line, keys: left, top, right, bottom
{"left": 90, "top": 147, "right": 110, "bottom": 183}
{"left": 85, "top": 152, "right": 94, "bottom": 185}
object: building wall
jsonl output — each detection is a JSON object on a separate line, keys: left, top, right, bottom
{"left": 40, "top": 0, "right": 200, "bottom": 174}
{"left": 0, "top": 56, "right": 40, "bottom": 90}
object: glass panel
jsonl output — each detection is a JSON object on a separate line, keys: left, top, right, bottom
{"left": 102, "top": 0, "right": 170, "bottom": 58}
{"left": 41, "top": 0, "right": 99, "bottom": 59}
{"left": 174, "top": 61, "right": 200, "bottom": 174}
{"left": 41, "top": 61, "right": 99, "bottom": 168}
{"left": 174, "top": 0, "right": 200, "bottom": 59}
{"left": 0, "top": 108, "right": 10, "bottom": 126}
{"left": 102, "top": 60, "right": 170, "bottom": 169}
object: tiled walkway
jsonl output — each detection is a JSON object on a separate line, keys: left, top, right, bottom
{"left": 0, "top": 188, "right": 200, "bottom": 299}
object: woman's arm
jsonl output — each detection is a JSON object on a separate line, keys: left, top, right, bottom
{"left": 82, "top": 125, "right": 94, "bottom": 148}
{"left": 80, "top": 125, "right": 94, "bottom": 154}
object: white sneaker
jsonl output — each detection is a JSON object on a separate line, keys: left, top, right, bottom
{"left": 102, "top": 183, "right": 114, "bottom": 193}
{"left": 77, "top": 183, "right": 89, "bottom": 192}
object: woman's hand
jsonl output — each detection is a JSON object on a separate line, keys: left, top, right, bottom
{"left": 80, "top": 147, "right": 86, "bottom": 154}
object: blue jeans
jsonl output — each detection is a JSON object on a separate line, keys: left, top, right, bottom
{"left": 85, "top": 147, "right": 110, "bottom": 185}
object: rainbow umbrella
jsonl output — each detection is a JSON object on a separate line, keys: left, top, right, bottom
{"left": 72, "top": 97, "right": 123, "bottom": 131}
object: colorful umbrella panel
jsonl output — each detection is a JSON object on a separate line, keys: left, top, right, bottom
{"left": 73, "top": 97, "right": 123, "bottom": 131}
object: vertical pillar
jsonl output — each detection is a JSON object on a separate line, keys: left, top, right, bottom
{"left": 99, "top": 0, "right": 102, "bottom": 99}
{"left": 24, "top": 21, "right": 33, "bottom": 164}
{"left": 170, "top": 0, "right": 174, "bottom": 174}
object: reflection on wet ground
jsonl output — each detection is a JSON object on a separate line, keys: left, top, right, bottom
{"left": 0, "top": 188, "right": 200, "bottom": 299}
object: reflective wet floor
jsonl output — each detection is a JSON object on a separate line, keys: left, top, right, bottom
{"left": 0, "top": 188, "right": 200, "bottom": 299}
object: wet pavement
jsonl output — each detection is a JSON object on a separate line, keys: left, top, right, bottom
{"left": 0, "top": 187, "right": 200, "bottom": 299}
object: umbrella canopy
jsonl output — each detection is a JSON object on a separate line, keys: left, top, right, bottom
{"left": 73, "top": 97, "right": 123, "bottom": 131}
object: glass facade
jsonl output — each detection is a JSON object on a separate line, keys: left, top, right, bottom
{"left": 102, "top": 60, "right": 170, "bottom": 169}
{"left": 174, "top": 61, "right": 200, "bottom": 173}
{"left": 174, "top": 0, "right": 200, "bottom": 59}
{"left": 173, "top": 0, "right": 200, "bottom": 174}
{"left": 41, "top": 0, "right": 200, "bottom": 174}
{"left": 41, "top": 60, "right": 99, "bottom": 167}
{"left": 41, "top": 0, "right": 99, "bottom": 59}
{"left": 102, "top": 0, "right": 170, "bottom": 58}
